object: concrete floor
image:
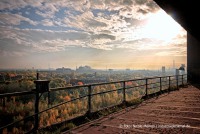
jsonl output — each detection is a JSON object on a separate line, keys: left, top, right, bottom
{"left": 64, "top": 85, "right": 200, "bottom": 134}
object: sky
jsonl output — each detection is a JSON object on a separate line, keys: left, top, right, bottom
{"left": 0, "top": 0, "right": 186, "bottom": 70}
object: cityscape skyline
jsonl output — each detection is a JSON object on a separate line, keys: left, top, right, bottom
{"left": 0, "top": 61, "right": 185, "bottom": 71}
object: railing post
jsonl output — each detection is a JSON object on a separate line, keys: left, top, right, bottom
{"left": 145, "top": 78, "right": 148, "bottom": 97}
{"left": 177, "top": 75, "right": 179, "bottom": 90}
{"left": 36, "top": 72, "right": 39, "bottom": 80}
{"left": 34, "top": 80, "right": 50, "bottom": 130}
{"left": 160, "top": 77, "right": 162, "bottom": 92}
{"left": 88, "top": 85, "right": 92, "bottom": 114}
{"left": 182, "top": 75, "right": 184, "bottom": 86}
{"left": 123, "top": 81, "right": 126, "bottom": 103}
{"left": 34, "top": 90, "right": 39, "bottom": 130}
{"left": 3, "top": 97, "right": 6, "bottom": 107}
{"left": 186, "top": 74, "right": 188, "bottom": 84}
{"left": 168, "top": 76, "right": 171, "bottom": 93}
{"left": 48, "top": 91, "right": 50, "bottom": 107}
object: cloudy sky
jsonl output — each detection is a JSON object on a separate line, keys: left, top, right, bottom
{"left": 0, "top": 0, "right": 186, "bottom": 70}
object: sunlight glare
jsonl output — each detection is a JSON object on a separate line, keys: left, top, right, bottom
{"left": 143, "top": 10, "right": 182, "bottom": 42}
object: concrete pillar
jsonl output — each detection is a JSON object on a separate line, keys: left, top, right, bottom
{"left": 187, "top": 32, "right": 200, "bottom": 83}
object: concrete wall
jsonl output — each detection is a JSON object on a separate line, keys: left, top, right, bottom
{"left": 187, "top": 33, "right": 200, "bottom": 83}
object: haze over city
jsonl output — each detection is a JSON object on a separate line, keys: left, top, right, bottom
{"left": 0, "top": 0, "right": 186, "bottom": 70}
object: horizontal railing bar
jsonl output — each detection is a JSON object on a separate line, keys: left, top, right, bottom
{"left": 0, "top": 94, "right": 88, "bottom": 131}
{"left": 125, "top": 84, "right": 147, "bottom": 89}
{"left": 52, "top": 75, "right": 186, "bottom": 91}
{"left": 39, "top": 95, "right": 88, "bottom": 114}
{"left": 161, "top": 84, "right": 170, "bottom": 86}
{"left": 148, "top": 86, "right": 161, "bottom": 90}
{"left": 0, "top": 90, "right": 35, "bottom": 98}
{"left": 50, "top": 85, "right": 90, "bottom": 92}
{"left": 92, "top": 88, "right": 120, "bottom": 96}
{"left": 126, "top": 85, "right": 145, "bottom": 90}
{"left": 0, "top": 112, "right": 34, "bottom": 131}
{"left": 147, "top": 82, "right": 160, "bottom": 85}
{"left": 0, "top": 75, "right": 187, "bottom": 97}
{"left": 161, "top": 79, "right": 169, "bottom": 81}
{"left": 93, "top": 87, "right": 124, "bottom": 94}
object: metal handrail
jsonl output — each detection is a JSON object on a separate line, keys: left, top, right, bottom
{"left": 0, "top": 74, "right": 187, "bottom": 133}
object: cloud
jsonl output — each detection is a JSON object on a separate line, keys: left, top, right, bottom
{"left": 32, "top": 39, "right": 84, "bottom": 52}
{"left": 0, "top": 49, "right": 26, "bottom": 57}
{"left": 0, "top": 0, "right": 27, "bottom": 10}
{"left": 135, "top": 0, "right": 147, "bottom": 5}
{"left": 121, "top": 0, "right": 134, "bottom": 5}
{"left": 0, "top": 0, "right": 160, "bottom": 34}
{"left": 91, "top": 34, "right": 116, "bottom": 40}
{"left": 86, "top": 40, "right": 114, "bottom": 50}
{"left": 0, "top": 26, "right": 117, "bottom": 52}
{"left": 41, "top": 19, "right": 54, "bottom": 26}
{"left": 0, "top": 26, "right": 88, "bottom": 52}
{"left": 0, "top": 0, "right": 58, "bottom": 19}
{"left": 88, "top": 0, "right": 105, "bottom": 9}
{"left": 52, "top": 0, "right": 160, "bottom": 34}
{"left": 35, "top": 2, "right": 59, "bottom": 18}
{"left": 0, "top": 13, "right": 38, "bottom": 26}
{"left": 146, "top": 1, "right": 159, "bottom": 12}
{"left": 137, "top": 9, "right": 148, "bottom": 14}
{"left": 0, "top": 0, "right": 43, "bottom": 10}
{"left": 135, "top": 0, "right": 159, "bottom": 12}
{"left": 0, "top": 0, "right": 186, "bottom": 55}
{"left": 155, "top": 49, "right": 186, "bottom": 57}
{"left": 18, "top": 28, "right": 90, "bottom": 42}
{"left": 0, "top": 26, "right": 33, "bottom": 47}
{"left": 62, "top": 11, "right": 96, "bottom": 30}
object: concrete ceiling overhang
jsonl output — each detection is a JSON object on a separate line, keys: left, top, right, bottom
{"left": 153, "top": 0, "right": 200, "bottom": 41}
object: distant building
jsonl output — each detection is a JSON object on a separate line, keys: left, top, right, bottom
{"left": 56, "top": 67, "right": 72, "bottom": 73}
{"left": 108, "top": 69, "right": 113, "bottom": 72}
{"left": 76, "top": 65, "right": 94, "bottom": 73}
{"left": 162, "top": 66, "right": 166, "bottom": 75}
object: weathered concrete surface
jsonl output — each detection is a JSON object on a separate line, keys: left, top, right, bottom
{"left": 64, "top": 85, "right": 200, "bottom": 134}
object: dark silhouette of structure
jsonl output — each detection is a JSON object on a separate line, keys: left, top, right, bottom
{"left": 153, "top": 0, "right": 200, "bottom": 83}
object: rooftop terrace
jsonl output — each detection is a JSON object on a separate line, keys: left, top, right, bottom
{"left": 65, "top": 85, "right": 200, "bottom": 134}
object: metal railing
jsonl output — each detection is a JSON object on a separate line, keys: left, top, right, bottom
{"left": 0, "top": 74, "right": 187, "bottom": 133}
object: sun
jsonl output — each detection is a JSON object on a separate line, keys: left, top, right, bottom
{"left": 143, "top": 10, "right": 182, "bottom": 42}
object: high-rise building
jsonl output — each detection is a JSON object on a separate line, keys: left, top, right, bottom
{"left": 162, "top": 66, "right": 165, "bottom": 73}
{"left": 161, "top": 66, "right": 166, "bottom": 76}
